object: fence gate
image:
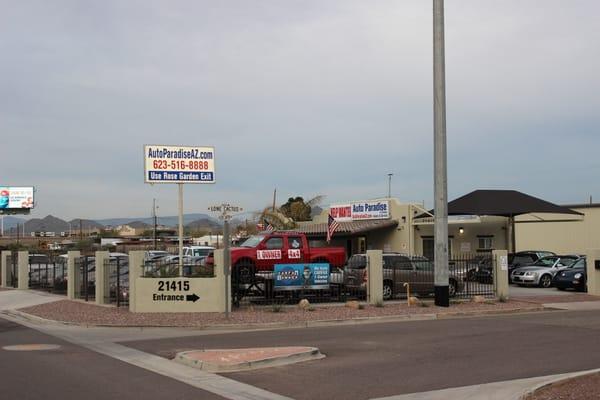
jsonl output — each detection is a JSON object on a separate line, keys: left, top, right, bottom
{"left": 104, "top": 256, "right": 129, "bottom": 307}
{"left": 76, "top": 255, "right": 95, "bottom": 301}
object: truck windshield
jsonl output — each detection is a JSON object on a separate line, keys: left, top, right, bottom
{"left": 240, "top": 235, "right": 265, "bottom": 248}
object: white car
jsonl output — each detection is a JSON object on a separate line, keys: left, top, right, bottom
{"left": 511, "top": 255, "right": 579, "bottom": 288}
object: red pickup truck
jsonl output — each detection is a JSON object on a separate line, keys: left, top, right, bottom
{"left": 209, "top": 232, "right": 346, "bottom": 284}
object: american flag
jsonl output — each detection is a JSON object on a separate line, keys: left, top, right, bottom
{"left": 326, "top": 214, "right": 340, "bottom": 242}
{"left": 266, "top": 224, "right": 275, "bottom": 232}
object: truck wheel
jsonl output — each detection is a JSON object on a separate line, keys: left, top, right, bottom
{"left": 234, "top": 260, "right": 256, "bottom": 285}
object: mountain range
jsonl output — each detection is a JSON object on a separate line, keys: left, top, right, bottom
{"left": 2, "top": 213, "right": 224, "bottom": 235}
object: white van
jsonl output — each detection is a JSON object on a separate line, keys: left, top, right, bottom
{"left": 183, "top": 246, "right": 214, "bottom": 258}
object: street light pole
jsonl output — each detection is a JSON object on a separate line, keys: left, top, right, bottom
{"left": 387, "top": 173, "right": 393, "bottom": 198}
{"left": 433, "top": 0, "right": 449, "bottom": 307}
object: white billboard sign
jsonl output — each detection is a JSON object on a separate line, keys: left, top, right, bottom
{"left": 330, "top": 200, "right": 390, "bottom": 221}
{"left": 144, "top": 145, "right": 215, "bottom": 184}
{"left": 0, "top": 186, "right": 34, "bottom": 209}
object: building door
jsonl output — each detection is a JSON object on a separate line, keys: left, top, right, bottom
{"left": 422, "top": 238, "right": 434, "bottom": 260}
{"left": 422, "top": 237, "right": 453, "bottom": 260}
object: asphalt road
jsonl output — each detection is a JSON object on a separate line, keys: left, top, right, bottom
{"left": 0, "top": 318, "right": 225, "bottom": 400}
{"left": 125, "top": 310, "right": 600, "bottom": 400}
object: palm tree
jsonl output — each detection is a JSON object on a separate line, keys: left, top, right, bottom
{"left": 257, "top": 195, "right": 325, "bottom": 230}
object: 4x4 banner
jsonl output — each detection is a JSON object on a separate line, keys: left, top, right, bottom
{"left": 274, "top": 263, "right": 330, "bottom": 290}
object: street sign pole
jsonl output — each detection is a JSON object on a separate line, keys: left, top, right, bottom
{"left": 209, "top": 203, "right": 243, "bottom": 318}
{"left": 178, "top": 183, "right": 184, "bottom": 277}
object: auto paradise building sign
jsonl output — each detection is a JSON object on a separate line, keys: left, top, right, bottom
{"left": 330, "top": 200, "right": 390, "bottom": 222}
{"left": 0, "top": 186, "right": 34, "bottom": 209}
{"left": 144, "top": 145, "right": 215, "bottom": 184}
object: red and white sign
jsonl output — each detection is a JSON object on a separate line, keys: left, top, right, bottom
{"left": 330, "top": 205, "right": 352, "bottom": 222}
{"left": 257, "top": 250, "right": 282, "bottom": 260}
{"left": 288, "top": 249, "right": 301, "bottom": 259}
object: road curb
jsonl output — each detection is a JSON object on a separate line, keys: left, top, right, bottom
{"left": 175, "top": 346, "right": 325, "bottom": 373}
{"left": 5, "top": 305, "right": 547, "bottom": 331}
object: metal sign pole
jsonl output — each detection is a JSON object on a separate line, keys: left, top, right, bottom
{"left": 209, "top": 203, "right": 242, "bottom": 318}
{"left": 223, "top": 218, "right": 230, "bottom": 318}
{"left": 178, "top": 183, "right": 184, "bottom": 277}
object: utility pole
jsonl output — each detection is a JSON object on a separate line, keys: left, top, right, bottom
{"left": 433, "top": 0, "right": 449, "bottom": 307}
{"left": 209, "top": 203, "right": 243, "bottom": 319}
{"left": 79, "top": 219, "right": 83, "bottom": 242}
{"left": 272, "top": 188, "right": 277, "bottom": 212}
{"left": 152, "top": 198, "right": 158, "bottom": 250}
{"left": 387, "top": 173, "right": 393, "bottom": 198}
{"left": 178, "top": 184, "right": 184, "bottom": 276}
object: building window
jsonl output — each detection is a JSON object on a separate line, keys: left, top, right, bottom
{"left": 478, "top": 236, "right": 494, "bottom": 250}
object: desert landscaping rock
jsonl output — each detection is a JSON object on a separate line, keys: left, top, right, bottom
{"left": 526, "top": 372, "right": 600, "bottom": 400}
{"left": 16, "top": 299, "right": 543, "bottom": 328}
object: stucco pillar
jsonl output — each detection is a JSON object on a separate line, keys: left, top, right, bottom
{"left": 128, "top": 251, "right": 145, "bottom": 312}
{"left": 213, "top": 249, "right": 230, "bottom": 313}
{"left": 585, "top": 249, "right": 600, "bottom": 296}
{"left": 367, "top": 250, "right": 383, "bottom": 304}
{"left": 18, "top": 251, "right": 29, "bottom": 290}
{"left": 95, "top": 251, "right": 110, "bottom": 305}
{"left": 493, "top": 249, "right": 509, "bottom": 299}
{"left": 1, "top": 251, "right": 12, "bottom": 288}
{"left": 67, "top": 251, "right": 80, "bottom": 299}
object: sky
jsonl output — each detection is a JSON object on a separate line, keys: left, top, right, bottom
{"left": 1, "top": 0, "right": 599, "bottom": 220}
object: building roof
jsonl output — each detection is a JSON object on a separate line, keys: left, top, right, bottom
{"left": 426, "top": 190, "right": 583, "bottom": 217}
{"left": 295, "top": 219, "right": 398, "bottom": 236}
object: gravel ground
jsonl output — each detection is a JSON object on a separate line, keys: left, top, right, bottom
{"left": 526, "top": 372, "right": 600, "bottom": 400}
{"left": 18, "top": 299, "right": 542, "bottom": 327}
{"left": 512, "top": 294, "right": 600, "bottom": 304}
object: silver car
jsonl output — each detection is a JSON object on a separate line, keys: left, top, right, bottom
{"left": 511, "top": 255, "right": 579, "bottom": 288}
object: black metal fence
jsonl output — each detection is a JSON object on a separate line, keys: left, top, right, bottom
{"left": 9, "top": 253, "right": 17, "bottom": 288}
{"left": 76, "top": 255, "right": 95, "bottom": 301}
{"left": 142, "top": 258, "right": 214, "bottom": 278}
{"left": 28, "top": 252, "right": 68, "bottom": 294}
{"left": 104, "top": 256, "right": 128, "bottom": 307}
{"left": 230, "top": 253, "right": 497, "bottom": 307}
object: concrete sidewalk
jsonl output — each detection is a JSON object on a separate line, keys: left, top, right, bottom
{"left": 0, "top": 289, "right": 63, "bottom": 311}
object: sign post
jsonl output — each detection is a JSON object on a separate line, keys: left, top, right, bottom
{"left": 144, "top": 145, "right": 216, "bottom": 277}
{"left": 209, "top": 203, "right": 243, "bottom": 318}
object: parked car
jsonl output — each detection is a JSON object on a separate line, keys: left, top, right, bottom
{"left": 511, "top": 255, "right": 579, "bottom": 288}
{"left": 183, "top": 246, "right": 214, "bottom": 258}
{"left": 553, "top": 257, "right": 587, "bottom": 292}
{"left": 344, "top": 253, "right": 464, "bottom": 300}
{"left": 508, "top": 250, "right": 556, "bottom": 280}
{"left": 465, "top": 255, "right": 493, "bottom": 283}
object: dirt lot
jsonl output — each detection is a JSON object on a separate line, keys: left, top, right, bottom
{"left": 18, "top": 298, "right": 542, "bottom": 327}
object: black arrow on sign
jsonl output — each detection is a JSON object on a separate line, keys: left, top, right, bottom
{"left": 186, "top": 293, "right": 200, "bottom": 303}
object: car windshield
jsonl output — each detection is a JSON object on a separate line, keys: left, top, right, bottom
{"left": 240, "top": 235, "right": 265, "bottom": 248}
{"left": 532, "top": 257, "right": 558, "bottom": 267}
{"left": 193, "top": 249, "right": 212, "bottom": 257}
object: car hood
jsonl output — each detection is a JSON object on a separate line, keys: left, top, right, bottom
{"left": 513, "top": 266, "right": 552, "bottom": 274}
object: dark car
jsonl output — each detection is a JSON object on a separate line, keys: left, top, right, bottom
{"left": 508, "top": 251, "right": 556, "bottom": 281}
{"left": 344, "top": 253, "right": 464, "bottom": 300}
{"left": 552, "top": 257, "right": 586, "bottom": 291}
{"left": 465, "top": 255, "right": 493, "bottom": 283}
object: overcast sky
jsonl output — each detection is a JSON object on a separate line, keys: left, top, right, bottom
{"left": 1, "top": 0, "right": 598, "bottom": 220}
